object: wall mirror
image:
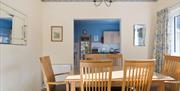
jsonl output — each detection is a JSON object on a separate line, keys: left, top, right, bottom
{"left": 133, "top": 24, "right": 146, "bottom": 46}
{"left": 0, "top": 1, "right": 27, "bottom": 45}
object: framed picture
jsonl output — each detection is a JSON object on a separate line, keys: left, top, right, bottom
{"left": 93, "top": 35, "right": 99, "bottom": 42}
{"left": 51, "top": 26, "right": 63, "bottom": 42}
{"left": 133, "top": 24, "right": 146, "bottom": 46}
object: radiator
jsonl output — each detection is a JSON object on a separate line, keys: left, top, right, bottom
{"left": 52, "top": 64, "right": 72, "bottom": 81}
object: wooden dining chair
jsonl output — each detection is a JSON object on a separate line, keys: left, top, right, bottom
{"left": 85, "top": 54, "right": 104, "bottom": 60}
{"left": 106, "top": 54, "right": 123, "bottom": 67}
{"left": 85, "top": 54, "right": 123, "bottom": 69}
{"left": 39, "top": 56, "right": 70, "bottom": 91}
{"left": 162, "top": 55, "right": 180, "bottom": 91}
{"left": 122, "top": 59, "right": 155, "bottom": 91}
{"left": 80, "top": 60, "right": 113, "bottom": 91}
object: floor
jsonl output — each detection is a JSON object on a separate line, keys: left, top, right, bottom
{"left": 42, "top": 85, "right": 159, "bottom": 91}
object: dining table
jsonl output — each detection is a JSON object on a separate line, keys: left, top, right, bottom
{"left": 65, "top": 66, "right": 174, "bottom": 91}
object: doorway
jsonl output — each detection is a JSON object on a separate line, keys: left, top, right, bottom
{"left": 74, "top": 19, "right": 121, "bottom": 68}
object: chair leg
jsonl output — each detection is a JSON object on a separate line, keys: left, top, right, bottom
{"left": 46, "top": 84, "right": 50, "bottom": 91}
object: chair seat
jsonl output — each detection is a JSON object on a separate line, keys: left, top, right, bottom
{"left": 47, "top": 81, "right": 66, "bottom": 85}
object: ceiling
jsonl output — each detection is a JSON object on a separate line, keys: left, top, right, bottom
{"left": 42, "top": 0, "right": 157, "bottom": 2}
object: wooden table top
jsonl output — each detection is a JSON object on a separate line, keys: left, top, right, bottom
{"left": 66, "top": 66, "right": 174, "bottom": 82}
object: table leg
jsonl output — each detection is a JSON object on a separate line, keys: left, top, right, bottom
{"left": 71, "top": 81, "right": 75, "bottom": 91}
{"left": 66, "top": 81, "right": 69, "bottom": 91}
{"left": 157, "top": 81, "right": 165, "bottom": 91}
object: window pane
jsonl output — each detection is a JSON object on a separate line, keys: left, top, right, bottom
{"left": 174, "top": 15, "right": 180, "bottom": 54}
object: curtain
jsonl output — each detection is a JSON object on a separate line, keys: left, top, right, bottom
{"left": 153, "top": 8, "right": 171, "bottom": 73}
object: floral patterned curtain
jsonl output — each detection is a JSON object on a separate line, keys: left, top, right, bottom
{"left": 153, "top": 8, "right": 171, "bottom": 73}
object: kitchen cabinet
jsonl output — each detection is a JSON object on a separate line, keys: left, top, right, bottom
{"left": 103, "top": 31, "right": 120, "bottom": 44}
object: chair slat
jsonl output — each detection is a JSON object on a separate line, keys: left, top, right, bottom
{"left": 80, "top": 60, "right": 112, "bottom": 91}
{"left": 122, "top": 59, "right": 155, "bottom": 91}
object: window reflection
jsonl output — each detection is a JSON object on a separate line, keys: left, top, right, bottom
{"left": 134, "top": 24, "right": 146, "bottom": 46}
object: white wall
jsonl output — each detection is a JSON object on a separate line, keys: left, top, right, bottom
{"left": 1, "top": 1, "right": 178, "bottom": 91}
{"left": 0, "top": 0, "right": 42, "bottom": 91}
{"left": 42, "top": 2, "right": 155, "bottom": 65}
{"left": 156, "top": 0, "right": 179, "bottom": 11}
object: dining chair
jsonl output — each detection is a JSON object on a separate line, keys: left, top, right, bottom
{"left": 39, "top": 56, "right": 70, "bottom": 91}
{"left": 85, "top": 54, "right": 123, "bottom": 69}
{"left": 85, "top": 54, "right": 104, "bottom": 60}
{"left": 162, "top": 55, "right": 180, "bottom": 91}
{"left": 80, "top": 60, "right": 113, "bottom": 91}
{"left": 106, "top": 54, "right": 123, "bottom": 67}
{"left": 122, "top": 59, "right": 155, "bottom": 91}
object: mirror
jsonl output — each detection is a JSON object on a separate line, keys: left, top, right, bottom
{"left": 0, "top": 1, "right": 27, "bottom": 45}
{"left": 133, "top": 24, "right": 146, "bottom": 46}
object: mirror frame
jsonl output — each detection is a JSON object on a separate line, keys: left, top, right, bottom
{"left": 0, "top": 1, "right": 27, "bottom": 45}
{"left": 133, "top": 24, "right": 146, "bottom": 46}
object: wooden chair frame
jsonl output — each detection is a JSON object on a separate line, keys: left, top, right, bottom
{"left": 162, "top": 55, "right": 180, "bottom": 91}
{"left": 80, "top": 60, "right": 113, "bottom": 91}
{"left": 85, "top": 54, "right": 123, "bottom": 69}
{"left": 39, "top": 56, "right": 70, "bottom": 91}
{"left": 122, "top": 59, "right": 155, "bottom": 91}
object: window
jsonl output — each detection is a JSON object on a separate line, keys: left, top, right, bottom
{"left": 174, "top": 15, "right": 180, "bottom": 53}
{"left": 170, "top": 8, "right": 180, "bottom": 55}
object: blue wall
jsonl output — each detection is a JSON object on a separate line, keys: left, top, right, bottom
{"left": 74, "top": 19, "right": 120, "bottom": 42}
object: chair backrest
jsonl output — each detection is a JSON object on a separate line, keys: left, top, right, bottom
{"left": 162, "top": 55, "right": 180, "bottom": 91}
{"left": 85, "top": 54, "right": 123, "bottom": 69}
{"left": 122, "top": 59, "right": 155, "bottom": 91}
{"left": 85, "top": 54, "right": 104, "bottom": 60}
{"left": 80, "top": 60, "right": 113, "bottom": 91}
{"left": 39, "top": 56, "right": 55, "bottom": 83}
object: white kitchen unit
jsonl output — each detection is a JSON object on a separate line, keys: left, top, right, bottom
{"left": 103, "top": 31, "right": 120, "bottom": 44}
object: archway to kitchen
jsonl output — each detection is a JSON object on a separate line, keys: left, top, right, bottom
{"left": 73, "top": 19, "right": 121, "bottom": 68}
